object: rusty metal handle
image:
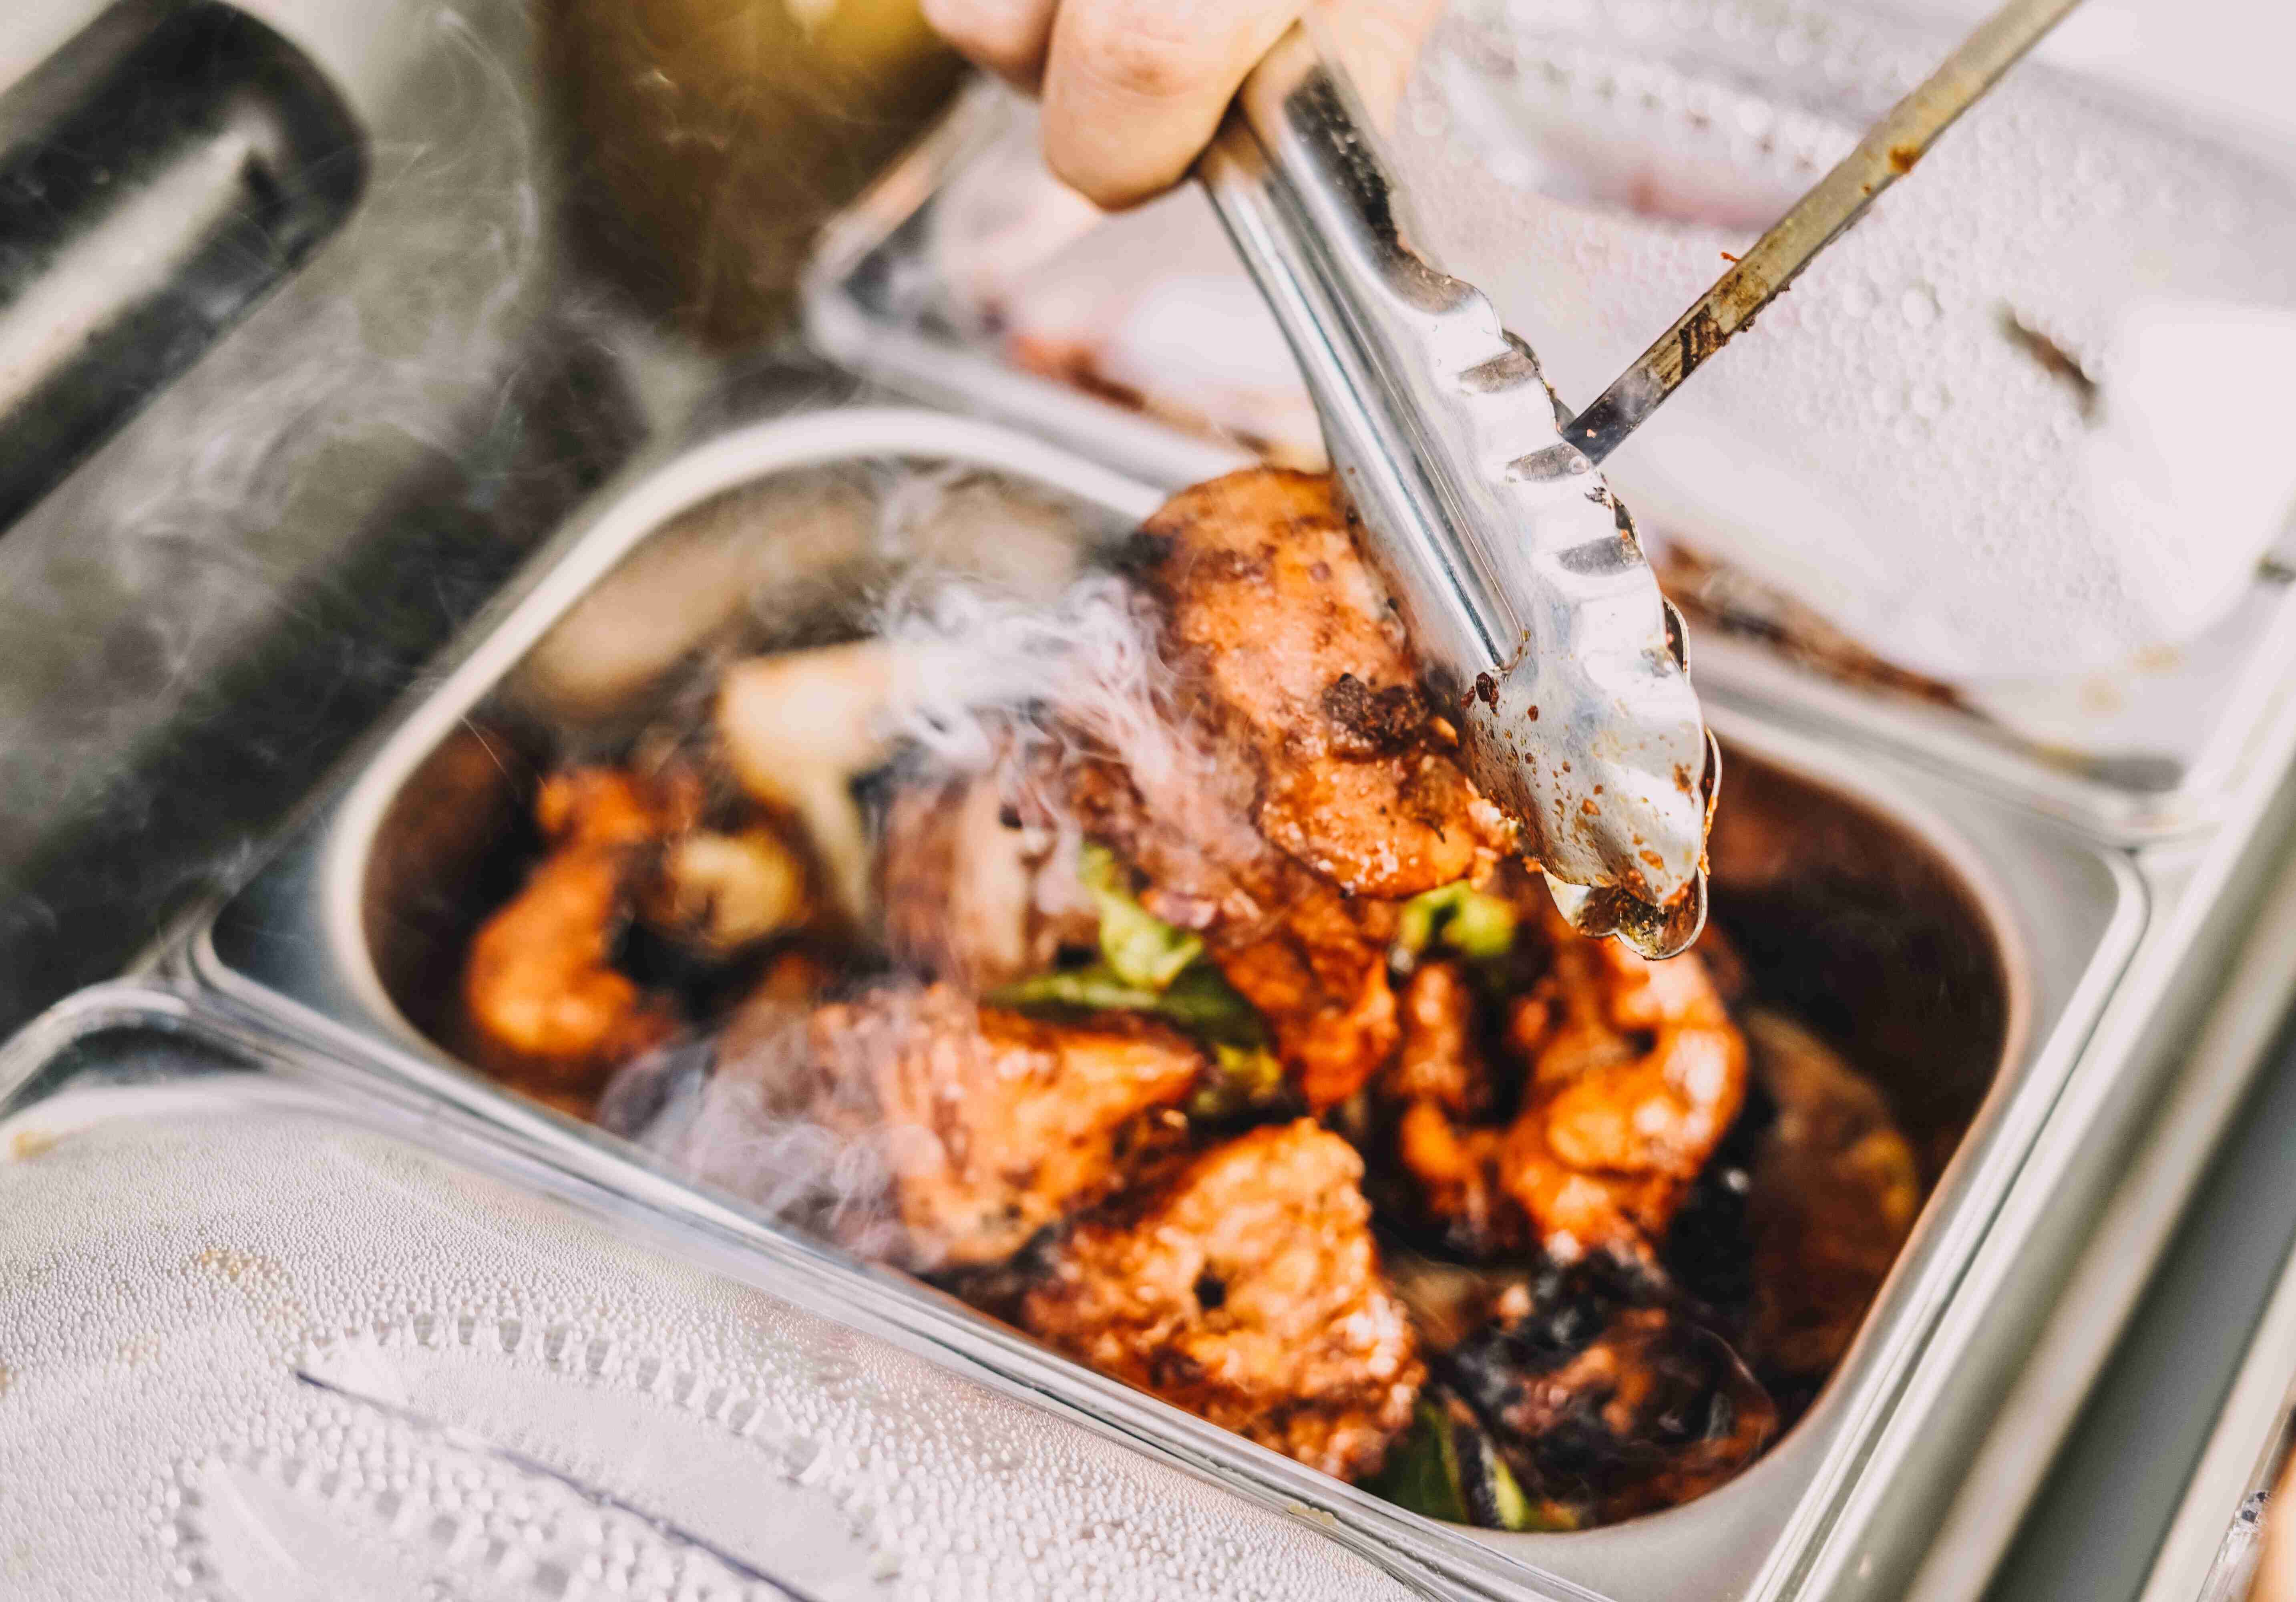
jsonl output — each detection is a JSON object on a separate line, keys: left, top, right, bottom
{"left": 1566, "top": 0, "right": 2088, "bottom": 463}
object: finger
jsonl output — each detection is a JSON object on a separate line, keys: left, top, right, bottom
{"left": 921, "top": 0, "right": 1060, "bottom": 89}
{"left": 1311, "top": 0, "right": 1444, "bottom": 130}
{"left": 1040, "top": 0, "right": 1307, "bottom": 209}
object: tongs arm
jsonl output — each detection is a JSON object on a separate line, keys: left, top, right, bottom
{"left": 1197, "top": 24, "right": 1717, "bottom": 958}
{"left": 1568, "top": 0, "right": 2089, "bottom": 462}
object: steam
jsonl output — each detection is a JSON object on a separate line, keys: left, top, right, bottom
{"left": 608, "top": 562, "right": 1240, "bottom": 1262}
{"left": 879, "top": 570, "right": 1186, "bottom": 775}
{"left": 874, "top": 568, "right": 1266, "bottom": 886}
{"left": 617, "top": 1021, "right": 914, "bottom": 1268}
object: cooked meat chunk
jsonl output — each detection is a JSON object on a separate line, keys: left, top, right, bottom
{"left": 878, "top": 761, "right": 1098, "bottom": 992}
{"left": 1741, "top": 1011, "right": 1921, "bottom": 1377}
{"left": 1498, "top": 913, "right": 1745, "bottom": 1260}
{"left": 796, "top": 984, "right": 1203, "bottom": 1270}
{"left": 1208, "top": 881, "right": 1403, "bottom": 1111}
{"left": 1060, "top": 469, "right": 1513, "bottom": 1108}
{"left": 1124, "top": 469, "right": 1512, "bottom": 898}
{"left": 1019, "top": 1121, "right": 1423, "bottom": 1482}
{"left": 1390, "top": 961, "right": 1490, "bottom": 1115}
{"left": 1440, "top": 1260, "right": 1775, "bottom": 1525}
{"left": 462, "top": 768, "right": 683, "bottom": 1107}
{"left": 1389, "top": 905, "right": 1747, "bottom": 1261}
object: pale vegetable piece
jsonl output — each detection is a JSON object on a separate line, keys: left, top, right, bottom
{"left": 717, "top": 640, "right": 896, "bottom": 922}
{"left": 642, "top": 826, "right": 809, "bottom": 956}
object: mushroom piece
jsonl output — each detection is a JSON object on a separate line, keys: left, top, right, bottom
{"left": 716, "top": 640, "right": 895, "bottom": 924}
{"left": 641, "top": 824, "right": 810, "bottom": 957}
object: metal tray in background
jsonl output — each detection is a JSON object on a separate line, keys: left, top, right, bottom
{"left": 802, "top": 54, "right": 2296, "bottom": 850}
{"left": 189, "top": 402, "right": 2143, "bottom": 1602}
{"left": 0, "top": 984, "right": 1482, "bottom": 1602}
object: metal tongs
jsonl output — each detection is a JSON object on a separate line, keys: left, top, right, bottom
{"left": 1196, "top": 0, "right": 2083, "bottom": 957}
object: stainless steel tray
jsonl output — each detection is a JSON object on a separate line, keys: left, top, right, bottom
{"left": 187, "top": 402, "right": 2148, "bottom": 1602}
{"left": 0, "top": 983, "right": 1472, "bottom": 1601}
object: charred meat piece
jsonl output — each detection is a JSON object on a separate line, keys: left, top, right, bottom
{"left": 1742, "top": 1010, "right": 1921, "bottom": 1380}
{"left": 640, "top": 823, "right": 810, "bottom": 958}
{"left": 1208, "top": 877, "right": 1403, "bottom": 1111}
{"left": 1389, "top": 962, "right": 1492, "bottom": 1114}
{"left": 1438, "top": 1259, "right": 1775, "bottom": 1525}
{"left": 1068, "top": 468, "right": 1512, "bottom": 1108}
{"left": 1381, "top": 960, "right": 1524, "bottom": 1256}
{"left": 792, "top": 984, "right": 1203, "bottom": 1270}
{"left": 1386, "top": 900, "right": 1747, "bottom": 1261}
{"left": 1019, "top": 1120, "right": 1423, "bottom": 1482}
{"left": 462, "top": 768, "right": 685, "bottom": 1109}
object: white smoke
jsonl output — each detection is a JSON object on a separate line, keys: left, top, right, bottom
{"left": 605, "top": 562, "right": 1237, "bottom": 1265}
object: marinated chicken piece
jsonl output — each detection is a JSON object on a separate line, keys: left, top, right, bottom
{"left": 1208, "top": 880, "right": 1404, "bottom": 1111}
{"left": 877, "top": 761, "right": 1098, "bottom": 992}
{"left": 1500, "top": 908, "right": 1746, "bottom": 1258}
{"left": 1395, "top": 1103, "right": 1520, "bottom": 1257}
{"left": 1061, "top": 469, "right": 1512, "bottom": 1108}
{"left": 1388, "top": 905, "right": 1747, "bottom": 1260}
{"left": 1390, "top": 961, "right": 1491, "bottom": 1115}
{"left": 1019, "top": 1120, "right": 1423, "bottom": 1482}
{"left": 1124, "top": 469, "right": 1512, "bottom": 898}
{"left": 1741, "top": 1010, "right": 1921, "bottom": 1377}
{"left": 1441, "top": 1263, "right": 1776, "bottom": 1524}
{"left": 462, "top": 769, "right": 684, "bottom": 1107}
{"left": 793, "top": 984, "right": 1203, "bottom": 1269}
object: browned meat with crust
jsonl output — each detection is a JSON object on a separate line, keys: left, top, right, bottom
{"left": 1506, "top": 905, "right": 1746, "bottom": 1257}
{"left": 1066, "top": 469, "right": 1512, "bottom": 1108}
{"left": 1390, "top": 961, "right": 1490, "bottom": 1115}
{"left": 462, "top": 769, "right": 684, "bottom": 1107}
{"left": 1387, "top": 904, "right": 1747, "bottom": 1261}
{"left": 1741, "top": 1011, "right": 1921, "bottom": 1376}
{"left": 1019, "top": 1120, "right": 1423, "bottom": 1483}
{"left": 1127, "top": 469, "right": 1511, "bottom": 899}
{"left": 796, "top": 984, "right": 1203, "bottom": 1270}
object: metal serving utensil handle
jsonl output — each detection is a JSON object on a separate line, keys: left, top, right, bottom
{"left": 1567, "top": 0, "right": 2088, "bottom": 461}
{"left": 1196, "top": 24, "right": 1716, "bottom": 958}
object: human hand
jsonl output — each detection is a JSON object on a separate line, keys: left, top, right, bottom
{"left": 920, "top": 0, "right": 1442, "bottom": 208}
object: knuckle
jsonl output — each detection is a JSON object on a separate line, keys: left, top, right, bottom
{"left": 1065, "top": 1, "right": 1219, "bottom": 102}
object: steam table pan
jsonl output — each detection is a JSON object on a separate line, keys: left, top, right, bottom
{"left": 178, "top": 397, "right": 2159, "bottom": 1602}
